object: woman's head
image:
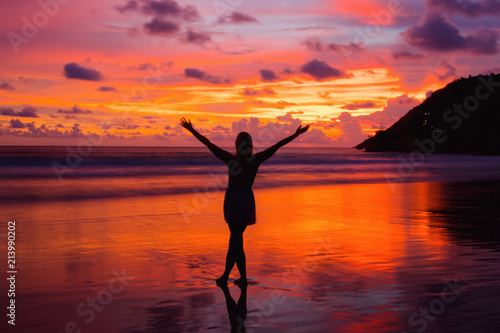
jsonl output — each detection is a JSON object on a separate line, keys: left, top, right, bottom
{"left": 235, "top": 132, "right": 253, "bottom": 157}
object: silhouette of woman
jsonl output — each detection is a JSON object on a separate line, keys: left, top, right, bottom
{"left": 180, "top": 117, "right": 309, "bottom": 287}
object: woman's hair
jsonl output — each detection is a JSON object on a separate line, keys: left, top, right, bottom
{"left": 235, "top": 132, "right": 253, "bottom": 157}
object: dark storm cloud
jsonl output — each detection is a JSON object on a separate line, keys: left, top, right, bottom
{"left": 392, "top": 50, "right": 425, "bottom": 61}
{"left": 97, "top": 86, "right": 117, "bottom": 92}
{"left": 0, "top": 83, "right": 15, "bottom": 91}
{"left": 185, "top": 30, "right": 211, "bottom": 44}
{"left": 259, "top": 69, "right": 278, "bottom": 82}
{"left": 300, "top": 59, "right": 346, "bottom": 81}
{"left": 57, "top": 105, "right": 93, "bottom": 114}
{"left": 304, "top": 37, "right": 363, "bottom": 55}
{"left": 144, "top": 18, "right": 179, "bottom": 34}
{"left": 184, "top": 68, "right": 232, "bottom": 84}
{"left": 1, "top": 105, "right": 38, "bottom": 117}
{"left": 217, "top": 12, "right": 258, "bottom": 24}
{"left": 403, "top": 11, "right": 498, "bottom": 54}
{"left": 9, "top": 119, "right": 26, "bottom": 128}
{"left": 427, "top": 0, "right": 500, "bottom": 17}
{"left": 116, "top": 0, "right": 200, "bottom": 21}
{"left": 142, "top": 0, "right": 199, "bottom": 21}
{"left": 63, "top": 63, "right": 103, "bottom": 81}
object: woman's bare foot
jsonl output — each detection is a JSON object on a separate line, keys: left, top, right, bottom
{"left": 216, "top": 276, "right": 228, "bottom": 287}
{"left": 234, "top": 277, "right": 248, "bottom": 289}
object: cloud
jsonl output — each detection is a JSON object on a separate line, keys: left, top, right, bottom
{"left": 300, "top": 59, "right": 346, "bottom": 81}
{"left": 318, "top": 92, "right": 331, "bottom": 99}
{"left": 3, "top": 121, "right": 85, "bottom": 138}
{"left": 304, "top": 37, "right": 363, "bottom": 55}
{"left": 143, "top": 0, "right": 199, "bottom": 21}
{"left": 9, "top": 119, "right": 26, "bottom": 128}
{"left": 184, "top": 30, "right": 211, "bottom": 44}
{"left": 241, "top": 87, "right": 276, "bottom": 96}
{"left": 212, "top": 124, "right": 230, "bottom": 132}
{"left": 435, "top": 60, "right": 457, "bottom": 80}
{"left": 276, "top": 112, "right": 297, "bottom": 122}
{"left": 97, "top": 86, "right": 117, "bottom": 92}
{"left": 131, "top": 61, "right": 172, "bottom": 71}
{"left": 243, "top": 113, "right": 331, "bottom": 144}
{"left": 259, "top": 69, "right": 278, "bottom": 82}
{"left": 0, "top": 83, "right": 15, "bottom": 91}
{"left": 117, "top": 124, "right": 140, "bottom": 130}
{"left": 184, "top": 68, "right": 231, "bottom": 84}
{"left": 482, "top": 67, "right": 500, "bottom": 75}
{"left": 17, "top": 105, "right": 38, "bottom": 117}
{"left": 144, "top": 18, "right": 179, "bottom": 34}
{"left": 392, "top": 50, "right": 425, "bottom": 61}
{"left": 142, "top": 0, "right": 182, "bottom": 15}
{"left": 250, "top": 100, "right": 297, "bottom": 109}
{"left": 275, "top": 100, "right": 296, "bottom": 109}
{"left": 18, "top": 76, "right": 35, "bottom": 84}
{"left": 341, "top": 101, "right": 377, "bottom": 110}
{"left": 57, "top": 105, "right": 93, "bottom": 114}
{"left": 1, "top": 108, "right": 16, "bottom": 116}
{"left": 116, "top": 0, "right": 200, "bottom": 21}
{"left": 276, "top": 111, "right": 304, "bottom": 123}
{"left": 217, "top": 12, "right": 258, "bottom": 24}
{"left": 403, "top": 11, "right": 498, "bottom": 54}
{"left": 63, "top": 62, "right": 103, "bottom": 81}
{"left": 426, "top": 0, "right": 500, "bottom": 17}
{"left": 1, "top": 105, "right": 38, "bottom": 117}
{"left": 356, "top": 94, "right": 421, "bottom": 129}
{"left": 332, "top": 112, "right": 366, "bottom": 145}
{"left": 116, "top": 0, "right": 138, "bottom": 13}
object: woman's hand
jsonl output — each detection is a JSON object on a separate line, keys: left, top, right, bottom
{"left": 180, "top": 117, "right": 194, "bottom": 131}
{"left": 295, "top": 125, "right": 310, "bottom": 135}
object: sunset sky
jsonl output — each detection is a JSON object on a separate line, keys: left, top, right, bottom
{"left": 1, "top": 0, "right": 499, "bottom": 147}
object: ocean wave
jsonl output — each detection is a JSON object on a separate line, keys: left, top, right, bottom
{"left": 2, "top": 146, "right": 500, "bottom": 202}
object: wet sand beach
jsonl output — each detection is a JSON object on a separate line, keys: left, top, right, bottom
{"left": 2, "top": 180, "right": 500, "bottom": 332}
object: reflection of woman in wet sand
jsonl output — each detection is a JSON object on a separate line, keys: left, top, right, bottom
{"left": 180, "top": 118, "right": 309, "bottom": 287}
{"left": 219, "top": 283, "right": 247, "bottom": 333}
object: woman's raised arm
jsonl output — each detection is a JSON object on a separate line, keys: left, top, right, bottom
{"left": 180, "top": 117, "right": 232, "bottom": 163}
{"left": 256, "top": 125, "right": 309, "bottom": 163}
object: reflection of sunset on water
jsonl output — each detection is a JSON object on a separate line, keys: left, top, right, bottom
{"left": 7, "top": 180, "right": 500, "bottom": 332}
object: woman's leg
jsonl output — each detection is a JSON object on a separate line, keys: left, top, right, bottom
{"left": 221, "top": 232, "right": 237, "bottom": 280}
{"left": 234, "top": 225, "right": 247, "bottom": 280}
{"left": 220, "top": 222, "right": 247, "bottom": 281}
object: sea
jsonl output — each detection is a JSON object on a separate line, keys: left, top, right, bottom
{"left": 2, "top": 146, "right": 500, "bottom": 201}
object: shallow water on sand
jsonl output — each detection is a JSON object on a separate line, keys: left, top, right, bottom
{"left": 1, "top": 181, "right": 500, "bottom": 332}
